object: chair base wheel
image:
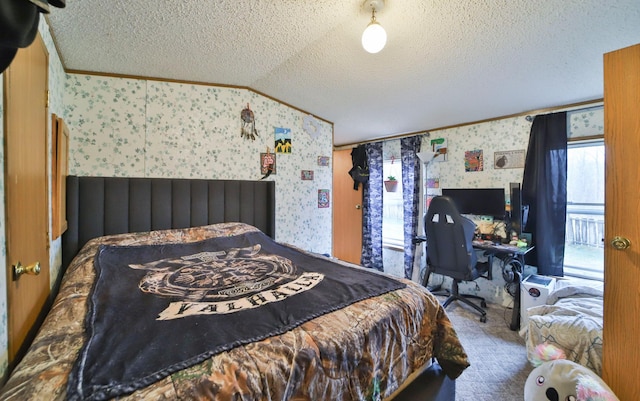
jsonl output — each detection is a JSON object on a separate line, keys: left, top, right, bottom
{"left": 480, "top": 315, "right": 487, "bottom": 323}
{"left": 481, "top": 300, "right": 487, "bottom": 308}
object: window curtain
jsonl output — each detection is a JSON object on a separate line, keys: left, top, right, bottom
{"left": 401, "top": 136, "right": 422, "bottom": 279}
{"left": 361, "top": 142, "right": 384, "bottom": 271}
{"left": 522, "top": 112, "right": 568, "bottom": 276}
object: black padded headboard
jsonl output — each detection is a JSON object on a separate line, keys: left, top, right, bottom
{"left": 61, "top": 176, "right": 276, "bottom": 272}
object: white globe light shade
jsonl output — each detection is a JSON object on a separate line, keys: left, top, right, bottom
{"left": 361, "top": 21, "right": 387, "bottom": 53}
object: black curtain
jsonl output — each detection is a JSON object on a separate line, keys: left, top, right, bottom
{"left": 522, "top": 112, "right": 567, "bottom": 276}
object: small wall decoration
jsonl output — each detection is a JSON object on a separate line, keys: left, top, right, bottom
{"left": 301, "top": 170, "right": 314, "bottom": 180}
{"left": 426, "top": 178, "right": 439, "bottom": 188}
{"left": 494, "top": 149, "right": 525, "bottom": 169}
{"left": 318, "top": 189, "right": 330, "bottom": 208}
{"left": 240, "top": 103, "right": 259, "bottom": 140}
{"left": 275, "top": 127, "right": 292, "bottom": 153}
{"left": 430, "top": 138, "right": 448, "bottom": 162}
{"left": 317, "top": 156, "right": 330, "bottom": 166}
{"left": 426, "top": 195, "right": 435, "bottom": 209}
{"left": 260, "top": 149, "right": 276, "bottom": 179}
{"left": 465, "top": 149, "right": 484, "bottom": 172}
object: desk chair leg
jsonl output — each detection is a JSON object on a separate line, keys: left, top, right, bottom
{"left": 422, "top": 270, "right": 442, "bottom": 293}
{"left": 442, "top": 280, "right": 487, "bottom": 323}
{"left": 457, "top": 297, "right": 487, "bottom": 323}
{"left": 462, "top": 294, "right": 487, "bottom": 307}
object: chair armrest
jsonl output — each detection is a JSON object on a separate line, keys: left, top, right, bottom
{"left": 413, "top": 236, "right": 427, "bottom": 244}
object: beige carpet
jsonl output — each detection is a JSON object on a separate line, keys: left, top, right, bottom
{"left": 441, "top": 299, "right": 535, "bottom": 401}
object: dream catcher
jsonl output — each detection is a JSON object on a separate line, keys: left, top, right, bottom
{"left": 240, "top": 103, "right": 259, "bottom": 140}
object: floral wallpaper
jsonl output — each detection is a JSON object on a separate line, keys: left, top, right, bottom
{"left": 569, "top": 107, "right": 604, "bottom": 138}
{"left": 64, "top": 75, "right": 334, "bottom": 254}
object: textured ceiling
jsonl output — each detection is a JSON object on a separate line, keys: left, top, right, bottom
{"left": 46, "top": 0, "right": 640, "bottom": 146}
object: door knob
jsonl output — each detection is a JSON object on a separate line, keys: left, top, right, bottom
{"left": 355, "top": 204, "right": 362, "bottom": 210}
{"left": 611, "top": 236, "right": 631, "bottom": 250}
{"left": 13, "top": 261, "right": 41, "bottom": 280}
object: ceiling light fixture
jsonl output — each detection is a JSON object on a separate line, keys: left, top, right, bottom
{"left": 361, "top": 0, "right": 387, "bottom": 54}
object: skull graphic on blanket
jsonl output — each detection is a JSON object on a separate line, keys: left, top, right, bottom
{"left": 128, "top": 244, "right": 324, "bottom": 320}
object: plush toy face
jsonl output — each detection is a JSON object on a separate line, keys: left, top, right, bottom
{"left": 525, "top": 360, "right": 579, "bottom": 401}
{"left": 524, "top": 359, "right": 618, "bottom": 401}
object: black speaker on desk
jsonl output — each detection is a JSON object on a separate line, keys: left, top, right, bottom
{"left": 509, "top": 182, "right": 522, "bottom": 238}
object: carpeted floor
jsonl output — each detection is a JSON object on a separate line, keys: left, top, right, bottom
{"left": 440, "top": 298, "right": 535, "bottom": 401}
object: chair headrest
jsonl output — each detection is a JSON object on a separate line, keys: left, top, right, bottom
{"left": 426, "top": 196, "right": 462, "bottom": 220}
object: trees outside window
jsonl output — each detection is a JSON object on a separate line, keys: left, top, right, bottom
{"left": 382, "top": 157, "right": 403, "bottom": 248}
{"left": 564, "top": 140, "right": 604, "bottom": 281}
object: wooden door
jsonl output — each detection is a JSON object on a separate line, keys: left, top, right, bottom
{"left": 332, "top": 149, "right": 363, "bottom": 264}
{"left": 602, "top": 43, "right": 640, "bottom": 400}
{"left": 4, "top": 33, "right": 50, "bottom": 363}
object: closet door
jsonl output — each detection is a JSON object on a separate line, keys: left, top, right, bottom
{"left": 5, "top": 33, "right": 51, "bottom": 364}
{"left": 332, "top": 149, "right": 363, "bottom": 264}
{"left": 603, "top": 42, "right": 640, "bottom": 400}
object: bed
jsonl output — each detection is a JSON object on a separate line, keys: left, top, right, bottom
{"left": 521, "top": 284, "right": 604, "bottom": 376}
{"left": 0, "top": 176, "right": 469, "bottom": 400}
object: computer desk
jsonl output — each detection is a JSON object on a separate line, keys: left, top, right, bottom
{"left": 472, "top": 240, "right": 535, "bottom": 330}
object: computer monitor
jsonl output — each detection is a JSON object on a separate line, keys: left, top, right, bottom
{"left": 441, "top": 188, "right": 506, "bottom": 218}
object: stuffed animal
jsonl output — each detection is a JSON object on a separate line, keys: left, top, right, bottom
{"left": 524, "top": 344, "right": 619, "bottom": 401}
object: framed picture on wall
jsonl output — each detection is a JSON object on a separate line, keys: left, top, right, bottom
{"left": 318, "top": 189, "right": 330, "bottom": 208}
{"left": 430, "top": 138, "right": 448, "bottom": 162}
{"left": 494, "top": 150, "right": 525, "bottom": 169}
{"left": 301, "top": 170, "right": 314, "bottom": 180}
{"left": 317, "top": 156, "right": 330, "bottom": 166}
{"left": 260, "top": 152, "right": 276, "bottom": 175}
{"left": 464, "top": 149, "right": 483, "bottom": 172}
{"left": 51, "top": 114, "right": 69, "bottom": 239}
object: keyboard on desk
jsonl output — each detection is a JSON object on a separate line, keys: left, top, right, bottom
{"left": 473, "top": 240, "right": 523, "bottom": 252}
{"left": 472, "top": 240, "right": 498, "bottom": 246}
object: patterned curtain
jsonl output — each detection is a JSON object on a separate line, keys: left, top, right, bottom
{"left": 400, "top": 136, "right": 422, "bottom": 279}
{"left": 361, "top": 142, "right": 384, "bottom": 271}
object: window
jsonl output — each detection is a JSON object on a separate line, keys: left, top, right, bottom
{"left": 564, "top": 140, "right": 604, "bottom": 281}
{"left": 382, "top": 155, "right": 403, "bottom": 249}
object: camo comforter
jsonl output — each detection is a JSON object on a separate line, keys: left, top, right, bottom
{"left": 0, "top": 223, "right": 468, "bottom": 401}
